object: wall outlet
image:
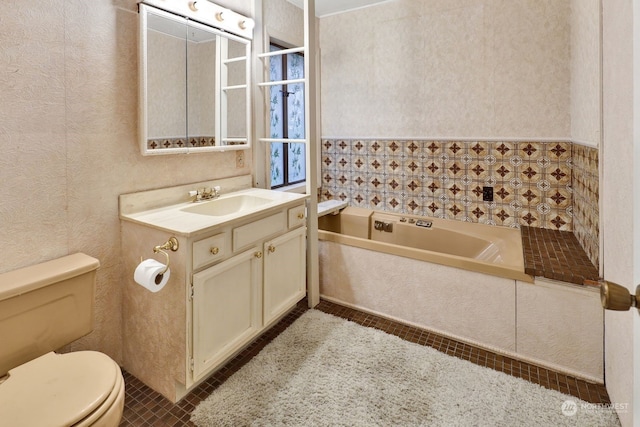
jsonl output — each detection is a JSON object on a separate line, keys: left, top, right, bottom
{"left": 482, "top": 186, "right": 493, "bottom": 202}
{"left": 236, "top": 151, "right": 245, "bottom": 168}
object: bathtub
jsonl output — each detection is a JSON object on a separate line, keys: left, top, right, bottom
{"left": 318, "top": 207, "right": 532, "bottom": 283}
{"left": 318, "top": 207, "right": 604, "bottom": 382}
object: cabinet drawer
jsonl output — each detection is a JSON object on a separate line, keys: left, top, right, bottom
{"left": 288, "top": 205, "right": 306, "bottom": 229}
{"left": 193, "top": 233, "right": 227, "bottom": 270}
{"left": 233, "top": 212, "right": 286, "bottom": 252}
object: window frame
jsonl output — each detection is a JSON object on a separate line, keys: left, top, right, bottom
{"left": 269, "top": 42, "right": 306, "bottom": 189}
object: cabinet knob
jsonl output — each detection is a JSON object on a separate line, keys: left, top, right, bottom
{"left": 268, "top": 244, "right": 276, "bottom": 253}
{"left": 254, "top": 251, "right": 263, "bottom": 259}
{"left": 297, "top": 212, "right": 305, "bottom": 220}
{"left": 210, "top": 247, "right": 219, "bottom": 255}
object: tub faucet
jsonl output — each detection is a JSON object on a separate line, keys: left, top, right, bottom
{"left": 189, "top": 186, "right": 221, "bottom": 202}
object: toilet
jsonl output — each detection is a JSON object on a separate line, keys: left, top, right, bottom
{"left": 0, "top": 253, "right": 124, "bottom": 426}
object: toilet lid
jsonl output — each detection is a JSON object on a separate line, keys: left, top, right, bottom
{"left": 0, "top": 351, "right": 119, "bottom": 427}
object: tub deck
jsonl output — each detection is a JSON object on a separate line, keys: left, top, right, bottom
{"left": 521, "top": 226, "right": 600, "bottom": 286}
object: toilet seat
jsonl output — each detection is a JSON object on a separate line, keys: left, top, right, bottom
{"left": 0, "top": 351, "right": 124, "bottom": 427}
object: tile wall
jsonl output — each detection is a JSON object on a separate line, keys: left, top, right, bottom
{"left": 572, "top": 144, "right": 599, "bottom": 267}
{"left": 320, "top": 139, "right": 600, "bottom": 268}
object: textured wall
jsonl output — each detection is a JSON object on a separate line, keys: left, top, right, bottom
{"left": 602, "top": 0, "right": 636, "bottom": 425}
{"left": 570, "top": 0, "right": 601, "bottom": 147}
{"left": 0, "top": 0, "right": 252, "bottom": 364}
{"left": 568, "top": 0, "right": 601, "bottom": 271}
{"left": 265, "top": 0, "right": 304, "bottom": 44}
{"left": 319, "top": 0, "right": 571, "bottom": 139}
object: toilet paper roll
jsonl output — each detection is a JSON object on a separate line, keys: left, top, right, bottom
{"left": 134, "top": 259, "right": 170, "bottom": 293}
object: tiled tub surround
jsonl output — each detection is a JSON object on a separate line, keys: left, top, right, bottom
{"left": 320, "top": 139, "right": 600, "bottom": 268}
{"left": 318, "top": 140, "right": 604, "bottom": 382}
{"left": 321, "top": 139, "right": 573, "bottom": 229}
{"left": 572, "top": 144, "right": 600, "bottom": 267}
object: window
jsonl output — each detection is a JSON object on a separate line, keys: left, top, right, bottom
{"left": 269, "top": 43, "right": 306, "bottom": 188}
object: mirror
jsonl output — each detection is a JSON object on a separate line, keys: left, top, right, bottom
{"left": 139, "top": 4, "right": 251, "bottom": 155}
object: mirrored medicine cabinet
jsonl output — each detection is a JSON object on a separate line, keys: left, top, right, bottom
{"left": 139, "top": 3, "right": 252, "bottom": 155}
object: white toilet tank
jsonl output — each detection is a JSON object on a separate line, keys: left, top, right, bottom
{"left": 0, "top": 253, "right": 100, "bottom": 376}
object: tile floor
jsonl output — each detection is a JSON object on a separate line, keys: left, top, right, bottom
{"left": 119, "top": 299, "right": 611, "bottom": 426}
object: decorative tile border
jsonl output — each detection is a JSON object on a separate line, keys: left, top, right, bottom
{"left": 572, "top": 144, "right": 599, "bottom": 268}
{"left": 147, "top": 136, "right": 216, "bottom": 150}
{"left": 321, "top": 139, "right": 574, "bottom": 231}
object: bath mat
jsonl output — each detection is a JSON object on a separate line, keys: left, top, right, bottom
{"left": 191, "top": 310, "right": 620, "bottom": 427}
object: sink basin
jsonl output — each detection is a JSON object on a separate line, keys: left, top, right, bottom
{"left": 180, "top": 194, "right": 274, "bottom": 216}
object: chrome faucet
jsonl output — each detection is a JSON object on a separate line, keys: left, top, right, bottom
{"left": 189, "top": 186, "right": 221, "bottom": 202}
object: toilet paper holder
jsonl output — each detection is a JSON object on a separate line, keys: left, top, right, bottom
{"left": 146, "top": 237, "right": 179, "bottom": 276}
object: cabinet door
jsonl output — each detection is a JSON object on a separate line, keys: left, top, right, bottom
{"left": 192, "top": 247, "right": 262, "bottom": 381}
{"left": 263, "top": 227, "right": 306, "bottom": 326}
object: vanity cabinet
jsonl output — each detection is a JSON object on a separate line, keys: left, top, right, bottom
{"left": 188, "top": 208, "right": 307, "bottom": 384}
{"left": 192, "top": 247, "right": 262, "bottom": 381}
{"left": 120, "top": 183, "right": 308, "bottom": 403}
{"left": 191, "top": 225, "right": 306, "bottom": 382}
{"left": 263, "top": 227, "right": 306, "bottom": 326}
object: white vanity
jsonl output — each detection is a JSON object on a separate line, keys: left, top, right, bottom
{"left": 119, "top": 175, "right": 309, "bottom": 402}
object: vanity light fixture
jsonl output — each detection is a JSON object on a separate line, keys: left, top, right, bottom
{"left": 140, "top": 0, "right": 254, "bottom": 39}
{"left": 238, "top": 19, "right": 254, "bottom": 30}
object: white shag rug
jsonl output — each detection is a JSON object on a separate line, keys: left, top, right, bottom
{"left": 191, "top": 310, "right": 620, "bottom": 427}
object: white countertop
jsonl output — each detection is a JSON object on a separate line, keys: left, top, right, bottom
{"left": 120, "top": 187, "right": 309, "bottom": 236}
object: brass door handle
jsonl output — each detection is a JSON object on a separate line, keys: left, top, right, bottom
{"left": 210, "top": 247, "right": 219, "bottom": 255}
{"left": 268, "top": 244, "right": 276, "bottom": 253}
{"left": 254, "top": 251, "right": 263, "bottom": 259}
{"left": 598, "top": 280, "right": 640, "bottom": 311}
{"left": 297, "top": 212, "right": 305, "bottom": 219}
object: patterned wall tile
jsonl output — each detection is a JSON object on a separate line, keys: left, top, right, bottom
{"left": 320, "top": 140, "right": 588, "bottom": 239}
{"left": 572, "top": 144, "right": 599, "bottom": 268}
